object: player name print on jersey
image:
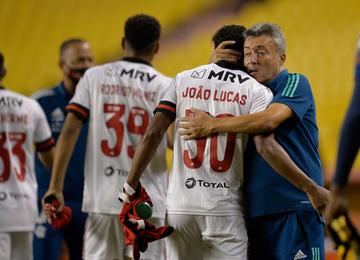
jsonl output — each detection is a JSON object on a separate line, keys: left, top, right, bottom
{"left": 0, "top": 113, "right": 28, "bottom": 124}
{"left": 181, "top": 86, "right": 247, "bottom": 105}
{"left": 100, "top": 84, "right": 156, "bottom": 102}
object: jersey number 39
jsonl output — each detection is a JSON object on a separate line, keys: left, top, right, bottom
{"left": 101, "top": 103, "right": 149, "bottom": 158}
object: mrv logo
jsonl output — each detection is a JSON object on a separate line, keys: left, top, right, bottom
{"left": 185, "top": 177, "right": 230, "bottom": 189}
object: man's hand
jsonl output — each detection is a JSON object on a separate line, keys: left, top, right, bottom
{"left": 305, "top": 185, "right": 330, "bottom": 216}
{"left": 41, "top": 192, "right": 72, "bottom": 229}
{"left": 42, "top": 190, "right": 64, "bottom": 215}
{"left": 118, "top": 183, "right": 173, "bottom": 260}
{"left": 325, "top": 185, "right": 348, "bottom": 223}
{"left": 210, "top": 40, "right": 242, "bottom": 64}
{"left": 179, "top": 108, "right": 213, "bottom": 140}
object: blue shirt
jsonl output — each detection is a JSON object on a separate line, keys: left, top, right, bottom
{"left": 33, "top": 83, "right": 88, "bottom": 202}
{"left": 245, "top": 70, "right": 323, "bottom": 218}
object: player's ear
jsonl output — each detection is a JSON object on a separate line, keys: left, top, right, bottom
{"left": 58, "top": 58, "right": 65, "bottom": 70}
{"left": 0, "top": 67, "right": 6, "bottom": 80}
{"left": 153, "top": 41, "right": 159, "bottom": 54}
{"left": 121, "top": 37, "right": 126, "bottom": 50}
{"left": 211, "top": 41, "right": 215, "bottom": 50}
{"left": 279, "top": 53, "right": 286, "bottom": 65}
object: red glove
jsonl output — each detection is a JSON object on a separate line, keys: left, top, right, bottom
{"left": 44, "top": 195, "right": 72, "bottom": 230}
{"left": 118, "top": 183, "right": 173, "bottom": 260}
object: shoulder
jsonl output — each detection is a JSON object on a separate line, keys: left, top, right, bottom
{"left": 280, "top": 72, "right": 311, "bottom": 97}
{"left": 17, "top": 92, "right": 43, "bottom": 111}
{"left": 174, "top": 64, "right": 209, "bottom": 80}
{"left": 147, "top": 67, "right": 173, "bottom": 85}
{"left": 285, "top": 73, "right": 310, "bottom": 88}
{"left": 84, "top": 64, "right": 107, "bottom": 76}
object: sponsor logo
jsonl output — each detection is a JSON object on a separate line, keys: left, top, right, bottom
{"left": 185, "top": 177, "right": 196, "bottom": 188}
{"left": 191, "top": 69, "right": 206, "bottom": 79}
{"left": 34, "top": 224, "right": 47, "bottom": 238}
{"left": 0, "top": 191, "right": 29, "bottom": 201}
{"left": 0, "top": 191, "right": 7, "bottom": 201}
{"left": 104, "top": 67, "right": 157, "bottom": 82}
{"left": 51, "top": 107, "right": 65, "bottom": 132}
{"left": 294, "top": 249, "right": 307, "bottom": 259}
{"left": 208, "top": 70, "right": 250, "bottom": 84}
{"left": 104, "top": 166, "right": 128, "bottom": 177}
{"left": 184, "top": 178, "right": 230, "bottom": 189}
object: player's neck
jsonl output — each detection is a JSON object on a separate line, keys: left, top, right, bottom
{"left": 123, "top": 50, "right": 154, "bottom": 65}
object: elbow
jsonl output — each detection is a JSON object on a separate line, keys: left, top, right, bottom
{"left": 254, "top": 135, "right": 273, "bottom": 156}
{"left": 142, "top": 124, "right": 166, "bottom": 143}
{"left": 259, "top": 120, "right": 277, "bottom": 133}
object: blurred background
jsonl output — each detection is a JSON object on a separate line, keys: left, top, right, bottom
{"left": 1, "top": 0, "right": 359, "bottom": 258}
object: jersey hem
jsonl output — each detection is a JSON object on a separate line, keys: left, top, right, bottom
{"left": 166, "top": 209, "right": 244, "bottom": 216}
{"left": 248, "top": 205, "right": 314, "bottom": 218}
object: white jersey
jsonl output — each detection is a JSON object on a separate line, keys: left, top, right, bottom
{"left": 68, "top": 58, "right": 172, "bottom": 217}
{"left": 0, "top": 88, "right": 54, "bottom": 232}
{"left": 155, "top": 63, "right": 273, "bottom": 216}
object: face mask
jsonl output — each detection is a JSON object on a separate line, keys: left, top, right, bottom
{"left": 68, "top": 67, "right": 88, "bottom": 85}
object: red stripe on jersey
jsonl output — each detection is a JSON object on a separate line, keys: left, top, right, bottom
{"left": 66, "top": 104, "right": 89, "bottom": 120}
{"left": 35, "top": 137, "right": 55, "bottom": 152}
{"left": 157, "top": 104, "right": 176, "bottom": 113}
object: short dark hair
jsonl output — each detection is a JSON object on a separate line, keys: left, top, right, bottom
{"left": 0, "top": 52, "right": 4, "bottom": 73}
{"left": 212, "top": 25, "right": 247, "bottom": 52}
{"left": 60, "top": 38, "right": 87, "bottom": 56}
{"left": 124, "top": 14, "right": 161, "bottom": 53}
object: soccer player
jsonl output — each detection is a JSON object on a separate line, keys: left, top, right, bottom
{"left": 179, "top": 23, "right": 328, "bottom": 259}
{"left": 326, "top": 36, "right": 360, "bottom": 223}
{"left": 0, "top": 52, "right": 55, "bottom": 260}
{"left": 122, "top": 24, "right": 274, "bottom": 259}
{"left": 43, "top": 14, "right": 172, "bottom": 260}
{"left": 32, "top": 38, "right": 94, "bottom": 260}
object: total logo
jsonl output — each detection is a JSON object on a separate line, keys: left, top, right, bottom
{"left": 185, "top": 177, "right": 230, "bottom": 189}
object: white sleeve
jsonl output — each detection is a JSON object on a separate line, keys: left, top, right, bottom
{"left": 249, "top": 84, "right": 273, "bottom": 114}
{"left": 161, "top": 77, "right": 177, "bottom": 105}
{"left": 33, "top": 101, "right": 52, "bottom": 144}
{"left": 70, "top": 70, "right": 92, "bottom": 109}
{"left": 154, "top": 77, "right": 178, "bottom": 120}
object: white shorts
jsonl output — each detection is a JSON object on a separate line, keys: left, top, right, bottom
{"left": 84, "top": 213, "right": 165, "bottom": 260}
{"left": 0, "top": 232, "right": 33, "bottom": 260}
{"left": 84, "top": 213, "right": 125, "bottom": 260}
{"left": 165, "top": 214, "right": 248, "bottom": 260}
{"left": 124, "top": 217, "right": 165, "bottom": 260}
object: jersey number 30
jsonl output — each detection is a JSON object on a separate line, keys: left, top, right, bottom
{"left": 183, "top": 110, "right": 236, "bottom": 173}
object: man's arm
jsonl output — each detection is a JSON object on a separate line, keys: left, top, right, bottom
{"left": 127, "top": 112, "right": 173, "bottom": 189}
{"left": 326, "top": 82, "right": 360, "bottom": 221}
{"left": 254, "top": 134, "right": 329, "bottom": 215}
{"left": 44, "top": 113, "right": 83, "bottom": 209}
{"left": 179, "top": 103, "right": 292, "bottom": 139}
{"left": 166, "top": 122, "right": 175, "bottom": 150}
{"left": 38, "top": 147, "right": 55, "bottom": 169}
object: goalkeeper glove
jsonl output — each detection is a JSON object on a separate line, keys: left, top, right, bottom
{"left": 43, "top": 195, "right": 72, "bottom": 229}
{"left": 118, "top": 182, "right": 173, "bottom": 260}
